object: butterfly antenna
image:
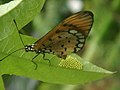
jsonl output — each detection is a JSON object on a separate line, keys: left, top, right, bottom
{"left": 13, "top": 20, "right": 25, "bottom": 47}
{"left": 0, "top": 48, "right": 24, "bottom": 61}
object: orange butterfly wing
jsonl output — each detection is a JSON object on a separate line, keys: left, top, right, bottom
{"left": 33, "top": 11, "right": 94, "bottom": 59}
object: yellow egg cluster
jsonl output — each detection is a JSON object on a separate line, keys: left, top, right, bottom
{"left": 59, "top": 56, "right": 83, "bottom": 70}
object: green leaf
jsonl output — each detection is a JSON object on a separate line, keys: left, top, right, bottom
{"left": 0, "top": 0, "right": 113, "bottom": 86}
{"left": 0, "top": 0, "right": 46, "bottom": 89}
{"left": 0, "top": 48, "right": 114, "bottom": 85}
{"left": 0, "top": 76, "right": 4, "bottom": 90}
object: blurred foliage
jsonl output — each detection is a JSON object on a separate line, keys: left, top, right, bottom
{"left": 1, "top": 0, "right": 120, "bottom": 90}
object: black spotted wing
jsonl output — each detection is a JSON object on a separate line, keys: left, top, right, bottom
{"left": 33, "top": 11, "right": 94, "bottom": 59}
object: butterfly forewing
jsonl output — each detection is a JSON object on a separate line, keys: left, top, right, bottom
{"left": 33, "top": 11, "right": 94, "bottom": 59}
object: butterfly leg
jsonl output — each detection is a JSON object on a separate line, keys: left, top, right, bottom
{"left": 31, "top": 54, "right": 39, "bottom": 70}
{"left": 42, "top": 53, "right": 51, "bottom": 66}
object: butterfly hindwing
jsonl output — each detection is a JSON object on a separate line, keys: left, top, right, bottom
{"left": 33, "top": 11, "right": 94, "bottom": 59}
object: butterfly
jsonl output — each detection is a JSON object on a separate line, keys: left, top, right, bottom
{"left": 0, "top": 11, "right": 94, "bottom": 69}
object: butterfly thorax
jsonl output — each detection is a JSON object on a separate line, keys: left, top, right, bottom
{"left": 25, "top": 44, "right": 41, "bottom": 53}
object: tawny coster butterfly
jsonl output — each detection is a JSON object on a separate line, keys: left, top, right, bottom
{"left": 0, "top": 11, "right": 94, "bottom": 69}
